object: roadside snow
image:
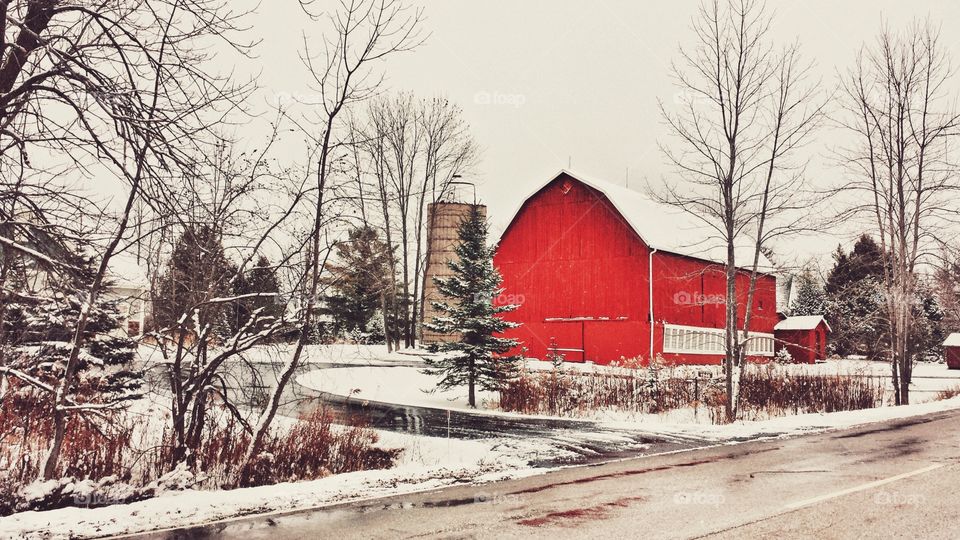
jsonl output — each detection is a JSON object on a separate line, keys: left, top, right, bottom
{"left": 0, "top": 431, "right": 564, "bottom": 540}
{"left": 598, "top": 395, "right": 960, "bottom": 441}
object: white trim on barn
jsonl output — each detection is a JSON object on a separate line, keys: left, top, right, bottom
{"left": 663, "top": 323, "right": 775, "bottom": 357}
{"left": 944, "top": 333, "right": 960, "bottom": 348}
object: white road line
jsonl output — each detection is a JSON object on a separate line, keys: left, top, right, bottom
{"left": 783, "top": 463, "right": 945, "bottom": 510}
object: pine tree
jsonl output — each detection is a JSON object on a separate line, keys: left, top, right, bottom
{"left": 2, "top": 259, "right": 142, "bottom": 408}
{"left": 323, "top": 226, "right": 398, "bottom": 342}
{"left": 826, "top": 234, "right": 884, "bottom": 295}
{"left": 789, "top": 270, "right": 828, "bottom": 316}
{"left": 823, "top": 235, "right": 888, "bottom": 358}
{"left": 153, "top": 224, "right": 235, "bottom": 336}
{"left": 935, "top": 253, "right": 960, "bottom": 333}
{"left": 422, "top": 206, "right": 521, "bottom": 408}
{"left": 230, "top": 255, "right": 284, "bottom": 336}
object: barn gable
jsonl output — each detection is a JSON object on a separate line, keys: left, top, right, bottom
{"left": 499, "top": 170, "right": 774, "bottom": 270}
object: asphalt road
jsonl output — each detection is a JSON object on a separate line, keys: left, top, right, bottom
{"left": 144, "top": 408, "right": 960, "bottom": 540}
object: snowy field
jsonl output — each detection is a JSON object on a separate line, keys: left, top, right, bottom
{"left": 298, "top": 355, "right": 960, "bottom": 413}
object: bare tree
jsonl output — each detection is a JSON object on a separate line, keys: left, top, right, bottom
{"left": 0, "top": 0, "right": 260, "bottom": 480}
{"left": 660, "top": 0, "right": 824, "bottom": 421}
{"left": 837, "top": 21, "right": 960, "bottom": 405}
{"left": 233, "top": 0, "right": 424, "bottom": 486}
{"left": 352, "top": 93, "right": 477, "bottom": 349}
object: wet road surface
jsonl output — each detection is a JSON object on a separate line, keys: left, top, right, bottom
{"left": 133, "top": 408, "right": 960, "bottom": 539}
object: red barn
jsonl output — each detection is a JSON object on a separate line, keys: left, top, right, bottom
{"left": 945, "top": 333, "right": 960, "bottom": 370}
{"left": 774, "top": 316, "right": 831, "bottom": 364}
{"left": 493, "top": 170, "right": 778, "bottom": 366}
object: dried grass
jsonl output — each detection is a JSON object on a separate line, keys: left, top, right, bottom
{"left": 0, "top": 380, "right": 399, "bottom": 514}
{"left": 499, "top": 364, "right": 886, "bottom": 424}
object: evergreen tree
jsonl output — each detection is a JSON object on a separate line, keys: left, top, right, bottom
{"left": 230, "top": 255, "right": 284, "bottom": 336}
{"left": 825, "top": 276, "right": 886, "bottom": 358}
{"left": 935, "top": 254, "right": 960, "bottom": 333}
{"left": 912, "top": 283, "right": 946, "bottom": 362}
{"left": 323, "top": 226, "right": 397, "bottom": 342}
{"left": 823, "top": 235, "right": 888, "bottom": 357}
{"left": 153, "top": 224, "right": 235, "bottom": 336}
{"left": 789, "top": 270, "right": 828, "bottom": 316}
{"left": 826, "top": 234, "right": 884, "bottom": 295}
{"left": 2, "top": 259, "right": 142, "bottom": 407}
{"left": 422, "top": 206, "right": 521, "bottom": 407}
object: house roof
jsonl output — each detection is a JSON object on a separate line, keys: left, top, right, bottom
{"left": 775, "top": 315, "right": 831, "bottom": 332}
{"left": 944, "top": 333, "right": 960, "bottom": 348}
{"left": 500, "top": 169, "right": 775, "bottom": 270}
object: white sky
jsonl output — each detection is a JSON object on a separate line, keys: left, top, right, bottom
{"left": 108, "top": 0, "right": 960, "bottom": 269}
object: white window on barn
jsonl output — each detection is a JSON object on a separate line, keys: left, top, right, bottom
{"left": 662, "top": 323, "right": 775, "bottom": 357}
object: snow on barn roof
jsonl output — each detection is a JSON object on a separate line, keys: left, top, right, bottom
{"left": 944, "top": 333, "right": 960, "bottom": 348}
{"left": 775, "top": 315, "right": 831, "bottom": 332}
{"left": 501, "top": 169, "right": 775, "bottom": 270}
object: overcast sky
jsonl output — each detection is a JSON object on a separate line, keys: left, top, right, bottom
{"left": 235, "top": 0, "right": 960, "bottom": 268}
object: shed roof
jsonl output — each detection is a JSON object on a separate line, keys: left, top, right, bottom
{"left": 501, "top": 170, "right": 774, "bottom": 270}
{"left": 775, "top": 315, "right": 831, "bottom": 332}
{"left": 944, "top": 333, "right": 960, "bottom": 348}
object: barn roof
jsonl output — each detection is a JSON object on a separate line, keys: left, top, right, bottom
{"left": 502, "top": 169, "right": 775, "bottom": 270}
{"left": 775, "top": 315, "right": 831, "bottom": 332}
{"left": 944, "top": 333, "right": 960, "bottom": 348}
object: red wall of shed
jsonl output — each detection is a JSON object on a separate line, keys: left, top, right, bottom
{"left": 946, "top": 347, "right": 960, "bottom": 369}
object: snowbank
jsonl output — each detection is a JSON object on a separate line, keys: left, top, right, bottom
{"left": 0, "top": 431, "right": 563, "bottom": 540}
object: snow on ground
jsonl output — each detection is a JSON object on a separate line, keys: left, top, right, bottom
{"left": 0, "top": 430, "right": 566, "bottom": 540}
{"left": 8, "top": 345, "right": 960, "bottom": 539}
{"left": 298, "top": 358, "right": 960, "bottom": 416}
{"left": 299, "top": 363, "right": 500, "bottom": 412}
{"left": 138, "top": 342, "right": 431, "bottom": 367}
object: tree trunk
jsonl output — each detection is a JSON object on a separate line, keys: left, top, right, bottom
{"left": 468, "top": 357, "right": 476, "bottom": 408}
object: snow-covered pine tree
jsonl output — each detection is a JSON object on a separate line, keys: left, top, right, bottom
{"left": 2, "top": 268, "right": 143, "bottom": 410}
{"left": 790, "top": 270, "right": 828, "bottom": 316}
{"left": 422, "top": 205, "right": 521, "bottom": 408}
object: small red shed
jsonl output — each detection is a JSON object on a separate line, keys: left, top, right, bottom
{"left": 774, "top": 315, "right": 830, "bottom": 364}
{"left": 944, "top": 333, "right": 960, "bottom": 370}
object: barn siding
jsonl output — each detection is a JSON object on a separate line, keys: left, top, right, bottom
{"left": 495, "top": 173, "right": 778, "bottom": 366}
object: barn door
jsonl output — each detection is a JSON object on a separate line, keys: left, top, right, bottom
{"left": 542, "top": 320, "right": 585, "bottom": 362}
{"left": 583, "top": 320, "right": 642, "bottom": 364}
